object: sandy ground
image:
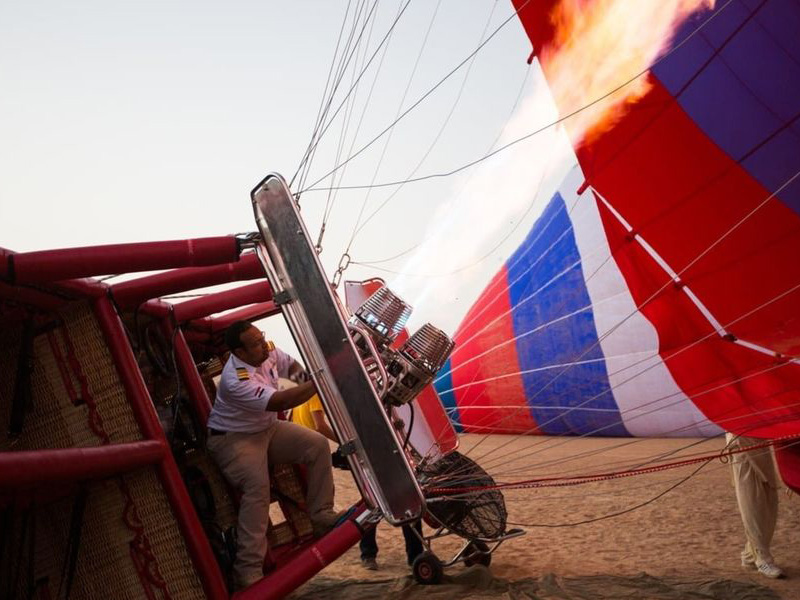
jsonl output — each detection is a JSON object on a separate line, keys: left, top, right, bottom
{"left": 293, "top": 435, "right": 800, "bottom": 600}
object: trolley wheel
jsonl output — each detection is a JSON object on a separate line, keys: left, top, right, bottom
{"left": 463, "top": 540, "right": 491, "bottom": 567}
{"left": 412, "top": 551, "right": 443, "bottom": 585}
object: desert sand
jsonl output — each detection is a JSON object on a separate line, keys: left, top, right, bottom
{"left": 293, "top": 435, "right": 799, "bottom": 600}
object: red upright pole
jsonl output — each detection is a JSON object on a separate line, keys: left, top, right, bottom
{"left": 94, "top": 296, "right": 164, "bottom": 442}
{"left": 93, "top": 294, "right": 229, "bottom": 600}
{"left": 170, "top": 325, "right": 214, "bottom": 427}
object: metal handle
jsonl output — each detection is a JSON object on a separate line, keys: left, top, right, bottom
{"left": 348, "top": 321, "right": 389, "bottom": 399}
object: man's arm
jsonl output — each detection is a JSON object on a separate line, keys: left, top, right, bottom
{"left": 266, "top": 380, "right": 317, "bottom": 412}
{"left": 311, "top": 410, "right": 337, "bottom": 442}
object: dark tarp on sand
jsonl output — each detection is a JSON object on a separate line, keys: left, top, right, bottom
{"left": 290, "top": 567, "right": 780, "bottom": 600}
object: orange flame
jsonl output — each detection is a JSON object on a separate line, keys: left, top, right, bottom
{"left": 540, "top": 0, "right": 715, "bottom": 146}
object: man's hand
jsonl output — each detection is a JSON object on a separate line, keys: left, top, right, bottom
{"left": 288, "top": 361, "right": 309, "bottom": 384}
{"left": 289, "top": 370, "right": 309, "bottom": 384}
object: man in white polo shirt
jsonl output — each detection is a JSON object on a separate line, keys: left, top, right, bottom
{"left": 206, "top": 320, "right": 341, "bottom": 590}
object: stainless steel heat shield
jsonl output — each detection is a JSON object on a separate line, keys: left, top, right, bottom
{"left": 250, "top": 173, "right": 424, "bottom": 525}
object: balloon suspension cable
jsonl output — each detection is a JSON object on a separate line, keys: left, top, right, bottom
{"left": 292, "top": 0, "right": 380, "bottom": 191}
{"left": 315, "top": 0, "right": 392, "bottom": 255}
{"left": 315, "top": 223, "right": 326, "bottom": 255}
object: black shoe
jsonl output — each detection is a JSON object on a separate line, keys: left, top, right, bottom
{"left": 331, "top": 448, "right": 351, "bottom": 470}
{"left": 361, "top": 557, "right": 378, "bottom": 570}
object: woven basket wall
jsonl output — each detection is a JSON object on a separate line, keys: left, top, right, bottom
{"left": 185, "top": 451, "right": 238, "bottom": 531}
{"left": 268, "top": 464, "right": 313, "bottom": 547}
{"left": 0, "top": 302, "right": 141, "bottom": 451}
{"left": 0, "top": 302, "right": 206, "bottom": 599}
{"left": 3, "top": 468, "right": 205, "bottom": 600}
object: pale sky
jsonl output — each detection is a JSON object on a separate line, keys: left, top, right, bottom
{"left": 0, "top": 1, "right": 575, "bottom": 354}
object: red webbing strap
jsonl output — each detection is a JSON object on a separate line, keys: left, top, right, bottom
{"left": 430, "top": 435, "right": 800, "bottom": 494}
{"left": 58, "top": 324, "right": 110, "bottom": 444}
{"left": 121, "top": 479, "right": 172, "bottom": 600}
{"left": 46, "top": 330, "right": 81, "bottom": 406}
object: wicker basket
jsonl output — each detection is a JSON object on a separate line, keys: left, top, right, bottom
{"left": 0, "top": 303, "right": 141, "bottom": 452}
{"left": 0, "top": 302, "right": 206, "bottom": 599}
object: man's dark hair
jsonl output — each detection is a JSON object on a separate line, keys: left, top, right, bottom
{"left": 225, "top": 320, "right": 253, "bottom": 352}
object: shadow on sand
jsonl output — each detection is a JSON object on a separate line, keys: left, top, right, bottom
{"left": 290, "top": 566, "right": 781, "bottom": 600}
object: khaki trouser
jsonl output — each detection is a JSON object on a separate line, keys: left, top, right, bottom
{"left": 207, "top": 421, "right": 334, "bottom": 584}
{"left": 727, "top": 434, "right": 779, "bottom": 565}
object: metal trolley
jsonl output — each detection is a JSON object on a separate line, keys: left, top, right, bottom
{"left": 410, "top": 451, "right": 525, "bottom": 584}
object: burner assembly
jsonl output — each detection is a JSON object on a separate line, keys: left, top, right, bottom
{"left": 345, "top": 284, "right": 523, "bottom": 585}
{"left": 347, "top": 286, "right": 455, "bottom": 408}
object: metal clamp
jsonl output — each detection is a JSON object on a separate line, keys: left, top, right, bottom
{"left": 273, "top": 289, "right": 295, "bottom": 306}
{"left": 235, "top": 231, "right": 261, "bottom": 251}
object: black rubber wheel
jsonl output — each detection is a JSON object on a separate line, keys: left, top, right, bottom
{"left": 412, "top": 552, "right": 443, "bottom": 585}
{"left": 463, "top": 540, "right": 491, "bottom": 567}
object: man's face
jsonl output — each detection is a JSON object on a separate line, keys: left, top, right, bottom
{"left": 235, "top": 326, "right": 271, "bottom": 366}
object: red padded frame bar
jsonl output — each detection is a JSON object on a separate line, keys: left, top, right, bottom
{"left": 111, "top": 253, "right": 264, "bottom": 309}
{"left": 0, "top": 281, "right": 66, "bottom": 311}
{"left": 235, "top": 514, "right": 363, "bottom": 600}
{"left": 0, "top": 441, "right": 164, "bottom": 488}
{"left": 10, "top": 237, "right": 241, "bottom": 284}
{"left": 141, "top": 281, "right": 274, "bottom": 323}
{"left": 188, "top": 301, "right": 280, "bottom": 334}
{"left": 172, "top": 281, "right": 273, "bottom": 323}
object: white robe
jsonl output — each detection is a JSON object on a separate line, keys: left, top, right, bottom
{"left": 726, "top": 433, "right": 779, "bottom": 565}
